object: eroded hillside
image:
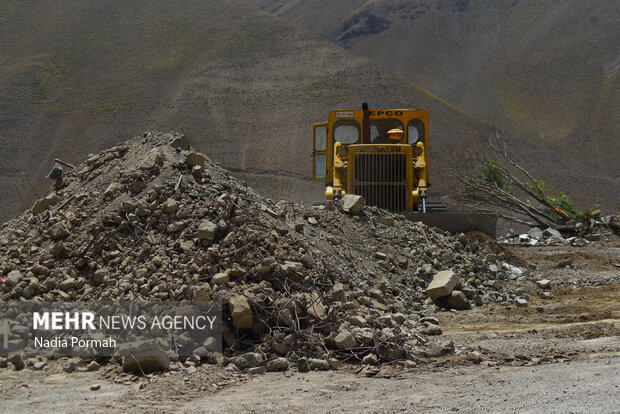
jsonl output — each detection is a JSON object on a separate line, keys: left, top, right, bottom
{"left": 256, "top": 0, "right": 620, "bottom": 186}
{"left": 2, "top": 0, "right": 617, "bottom": 224}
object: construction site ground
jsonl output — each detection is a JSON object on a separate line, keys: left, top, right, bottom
{"left": 1, "top": 240, "right": 618, "bottom": 413}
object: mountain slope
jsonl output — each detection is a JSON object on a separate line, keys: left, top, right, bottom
{"left": 0, "top": 0, "right": 617, "bottom": 223}
{"left": 0, "top": 0, "right": 485, "bottom": 221}
{"left": 255, "top": 0, "right": 620, "bottom": 180}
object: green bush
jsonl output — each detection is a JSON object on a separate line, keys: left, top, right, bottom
{"left": 459, "top": 159, "right": 512, "bottom": 198}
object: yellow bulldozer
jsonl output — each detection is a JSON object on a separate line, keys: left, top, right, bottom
{"left": 312, "top": 103, "right": 497, "bottom": 236}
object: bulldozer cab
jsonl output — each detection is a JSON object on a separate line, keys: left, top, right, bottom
{"left": 313, "top": 109, "right": 428, "bottom": 182}
{"left": 312, "top": 108, "right": 429, "bottom": 213}
{"left": 311, "top": 105, "right": 497, "bottom": 238}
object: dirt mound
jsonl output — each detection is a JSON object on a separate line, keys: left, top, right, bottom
{"left": 0, "top": 132, "right": 525, "bottom": 371}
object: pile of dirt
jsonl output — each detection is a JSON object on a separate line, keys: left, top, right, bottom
{"left": 0, "top": 132, "right": 525, "bottom": 372}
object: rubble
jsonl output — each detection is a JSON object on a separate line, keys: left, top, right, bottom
{"left": 499, "top": 218, "right": 619, "bottom": 246}
{"left": 0, "top": 131, "right": 527, "bottom": 373}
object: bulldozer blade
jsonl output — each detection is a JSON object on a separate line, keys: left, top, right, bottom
{"left": 402, "top": 212, "right": 497, "bottom": 238}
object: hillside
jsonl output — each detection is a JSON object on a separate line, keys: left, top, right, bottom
{"left": 255, "top": 0, "right": 620, "bottom": 179}
{"left": 0, "top": 0, "right": 482, "bottom": 222}
{"left": 1, "top": 0, "right": 617, "bottom": 224}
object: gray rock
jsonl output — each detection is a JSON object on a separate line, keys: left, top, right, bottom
{"left": 422, "top": 324, "right": 443, "bottom": 335}
{"left": 556, "top": 258, "right": 573, "bottom": 268}
{"left": 166, "top": 221, "right": 186, "bottom": 233}
{"left": 211, "top": 273, "right": 229, "bottom": 285}
{"left": 47, "top": 163, "right": 63, "bottom": 181}
{"left": 230, "top": 352, "right": 262, "bottom": 369}
{"left": 59, "top": 278, "right": 76, "bottom": 290}
{"left": 334, "top": 330, "right": 357, "bottom": 350}
{"left": 327, "top": 235, "right": 341, "bottom": 245}
{"left": 50, "top": 222, "right": 70, "bottom": 240}
{"left": 374, "top": 252, "right": 387, "bottom": 260}
{"left": 118, "top": 340, "right": 171, "bottom": 373}
{"left": 162, "top": 198, "right": 178, "bottom": 213}
{"left": 515, "top": 297, "right": 529, "bottom": 307}
{"left": 32, "top": 193, "right": 61, "bottom": 215}
{"left": 297, "top": 358, "right": 309, "bottom": 372}
{"left": 307, "top": 358, "right": 330, "bottom": 370}
{"left": 33, "top": 361, "right": 46, "bottom": 371}
{"left": 93, "top": 268, "right": 107, "bottom": 286}
{"left": 543, "top": 228, "right": 562, "bottom": 239}
{"left": 347, "top": 315, "right": 367, "bottom": 327}
{"left": 139, "top": 148, "right": 164, "bottom": 170}
{"left": 342, "top": 194, "right": 365, "bottom": 214}
{"left": 527, "top": 227, "right": 543, "bottom": 239}
{"left": 86, "top": 361, "right": 100, "bottom": 372}
{"left": 63, "top": 360, "right": 77, "bottom": 373}
{"left": 186, "top": 152, "right": 206, "bottom": 167}
{"left": 197, "top": 220, "right": 218, "bottom": 240}
{"left": 426, "top": 270, "right": 459, "bottom": 298}
{"left": 363, "top": 353, "right": 378, "bottom": 364}
{"left": 265, "top": 357, "right": 289, "bottom": 372}
{"left": 328, "top": 358, "right": 339, "bottom": 370}
{"left": 247, "top": 366, "right": 265, "bottom": 375}
{"left": 104, "top": 182, "right": 123, "bottom": 198}
{"left": 502, "top": 263, "right": 523, "bottom": 279}
{"left": 329, "top": 283, "right": 346, "bottom": 303}
{"left": 170, "top": 135, "right": 191, "bottom": 150}
{"left": 5, "top": 270, "right": 23, "bottom": 286}
{"left": 536, "top": 279, "right": 551, "bottom": 289}
{"left": 229, "top": 295, "right": 253, "bottom": 329}
{"left": 446, "top": 290, "right": 471, "bottom": 310}
{"left": 192, "top": 165, "right": 203, "bottom": 179}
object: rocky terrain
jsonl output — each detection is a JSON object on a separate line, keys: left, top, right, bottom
{"left": 0, "top": 132, "right": 535, "bottom": 374}
{"left": 256, "top": 0, "right": 620, "bottom": 181}
{"left": 0, "top": 132, "right": 617, "bottom": 413}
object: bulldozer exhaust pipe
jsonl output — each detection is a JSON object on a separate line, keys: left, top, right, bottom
{"left": 362, "top": 102, "right": 370, "bottom": 144}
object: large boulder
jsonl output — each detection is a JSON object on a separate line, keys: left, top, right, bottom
{"left": 118, "top": 340, "right": 170, "bottom": 373}
{"left": 426, "top": 270, "right": 459, "bottom": 298}
{"left": 342, "top": 194, "right": 365, "bottom": 214}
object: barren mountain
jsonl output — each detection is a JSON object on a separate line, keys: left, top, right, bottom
{"left": 255, "top": 0, "right": 620, "bottom": 179}
{"left": 1, "top": 0, "right": 617, "bottom": 224}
